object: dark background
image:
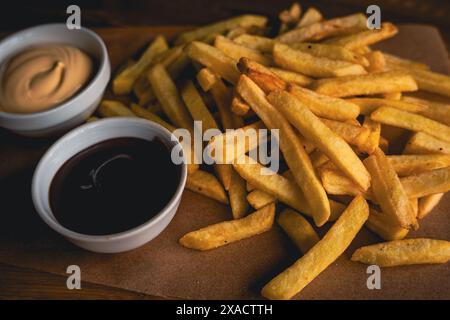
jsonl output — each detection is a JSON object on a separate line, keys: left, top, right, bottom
{"left": 1, "top": 0, "right": 450, "bottom": 52}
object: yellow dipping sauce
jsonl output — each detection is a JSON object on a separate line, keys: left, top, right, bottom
{"left": 0, "top": 44, "right": 93, "bottom": 113}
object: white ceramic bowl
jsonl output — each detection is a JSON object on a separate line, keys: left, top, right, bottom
{"left": 32, "top": 118, "right": 187, "bottom": 253}
{"left": 0, "top": 24, "right": 110, "bottom": 137}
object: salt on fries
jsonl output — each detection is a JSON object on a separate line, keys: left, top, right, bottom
{"left": 96, "top": 2, "right": 450, "bottom": 300}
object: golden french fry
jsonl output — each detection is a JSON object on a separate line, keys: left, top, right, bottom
{"left": 179, "top": 203, "right": 275, "bottom": 251}
{"left": 113, "top": 35, "right": 168, "bottom": 95}
{"left": 279, "top": 2, "right": 302, "bottom": 25}
{"left": 229, "top": 168, "right": 249, "bottom": 219}
{"left": 196, "top": 68, "right": 218, "bottom": 92}
{"left": 297, "top": 7, "right": 323, "bottom": 27}
{"left": 277, "top": 13, "right": 367, "bottom": 43}
{"left": 404, "top": 132, "right": 450, "bottom": 155}
{"left": 325, "top": 23, "right": 398, "bottom": 50}
{"left": 363, "top": 148, "right": 418, "bottom": 230}
{"left": 186, "top": 170, "right": 229, "bottom": 204}
{"left": 402, "top": 96, "right": 450, "bottom": 126}
{"left": 319, "top": 167, "right": 371, "bottom": 199}
{"left": 130, "top": 104, "right": 175, "bottom": 131}
{"left": 351, "top": 238, "right": 450, "bottom": 267}
{"left": 361, "top": 117, "right": 381, "bottom": 154}
{"left": 382, "top": 92, "right": 402, "bottom": 100}
{"left": 215, "top": 35, "right": 272, "bottom": 66}
{"left": 247, "top": 189, "right": 276, "bottom": 209}
{"left": 268, "top": 90, "right": 371, "bottom": 191}
{"left": 347, "top": 98, "right": 427, "bottom": 115}
{"left": 387, "top": 154, "right": 450, "bottom": 176}
{"left": 210, "top": 76, "right": 243, "bottom": 129}
{"left": 174, "top": 15, "right": 268, "bottom": 45}
{"left": 98, "top": 100, "right": 136, "bottom": 118}
{"left": 185, "top": 41, "right": 240, "bottom": 84}
{"left": 320, "top": 118, "right": 371, "bottom": 152}
{"left": 268, "top": 67, "right": 312, "bottom": 87}
{"left": 278, "top": 209, "right": 320, "bottom": 253}
{"left": 290, "top": 42, "right": 369, "bottom": 67}
{"left": 309, "top": 149, "right": 329, "bottom": 168}
{"left": 237, "top": 76, "right": 330, "bottom": 226}
{"left": 262, "top": 196, "right": 369, "bottom": 300}
{"left": 231, "top": 95, "right": 251, "bottom": 116}
{"left": 246, "top": 181, "right": 256, "bottom": 192}
{"left": 181, "top": 80, "right": 219, "bottom": 132}
{"left": 312, "top": 71, "right": 418, "bottom": 98}
{"left": 147, "top": 64, "right": 193, "bottom": 130}
{"left": 418, "top": 193, "right": 444, "bottom": 219}
{"left": 371, "top": 107, "right": 450, "bottom": 143}
{"left": 234, "top": 34, "right": 275, "bottom": 53}
{"left": 274, "top": 43, "right": 366, "bottom": 78}
{"left": 237, "top": 58, "right": 288, "bottom": 94}
{"left": 383, "top": 52, "right": 429, "bottom": 71}
{"left": 288, "top": 85, "right": 360, "bottom": 121}
{"left": 366, "top": 208, "right": 409, "bottom": 241}
{"left": 365, "top": 50, "right": 386, "bottom": 73}
{"left": 401, "top": 167, "right": 450, "bottom": 198}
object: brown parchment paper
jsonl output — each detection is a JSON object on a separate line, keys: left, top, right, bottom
{"left": 0, "top": 25, "right": 449, "bottom": 300}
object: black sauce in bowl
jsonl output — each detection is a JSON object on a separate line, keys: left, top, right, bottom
{"left": 50, "top": 137, "right": 181, "bottom": 235}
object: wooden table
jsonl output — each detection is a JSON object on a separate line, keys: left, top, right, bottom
{"left": 1, "top": 0, "right": 449, "bottom": 299}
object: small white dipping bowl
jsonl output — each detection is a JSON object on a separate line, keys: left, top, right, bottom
{"left": 32, "top": 118, "right": 187, "bottom": 253}
{"left": 0, "top": 24, "right": 110, "bottom": 137}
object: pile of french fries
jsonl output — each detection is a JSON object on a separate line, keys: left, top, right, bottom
{"left": 95, "top": 3, "right": 450, "bottom": 300}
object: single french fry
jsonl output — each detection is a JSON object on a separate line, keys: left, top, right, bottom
{"left": 320, "top": 118, "right": 371, "bottom": 151}
{"left": 404, "top": 132, "right": 450, "bottom": 155}
{"left": 312, "top": 71, "right": 418, "bottom": 98}
{"left": 277, "top": 13, "right": 367, "bottom": 43}
{"left": 231, "top": 95, "right": 251, "bottom": 116}
{"left": 113, "top": 35, "right": 168, "bottom": 95}
{"left": 181, "top": 80, "right": 219, "bottom": 132}
{"left": 147, "top": 64, "right": 193, "bottom": 130}
{"left": 237, "top": 58, "right": 288, "bottom": 94}
{"left": 382, "top": 92, "right": 402, "bottom": 100}
{"left": 210, "top": 77, "right": 244, "bottom": 129}
{"left": 98, "top": 100, "right": 136, "bottom": 118}
{"left": 234, "top": 34, "right": 275, "bottom": 53}
{"left": 351, "top": 238, "right": 450, "bottom": 267}
{"left": 278, "top": 209, "right": 320, "bottom": 253}
{"left": 401, "top": 167, "right": 450, "bottom": 198}
{"left": 130, "top": 104, "right": 175, "bottom": 131}
{"left": 247, "top": 189, "right": 276, "bottom": 209}
{"left": 363, "top": 148, "right": 418, "bottom": 230}
{"left": 387, "top": 154, "right": 450, "bottom": 176}
{"left": 309, "top": 149, "right": 329, "bottom": 168}
{"left": 262, "top": 196, "right": 369, "bottom": 300}
{"left": 361, "top": 117, "right": 381, "bottom": 154}
{"left": 402, "top": 96, "right": 450, "bottom": 126}
{"left": 268, "top": 90, "right": 371, "bottom": 191}
{"left": 179, "top": 203, "right": 275, "bottom": 251}
{"left": 174, "top": 15, "right": 268, "bottom": 45}
{"left": 185, "top": 41, "right": 240, "bottom": 84}
{"left": 229, "top": 167, "right": 249, "bottom": 219}
{"left": 371, "top": 107, "right": 450, "bottom": 143}
{"left": 382, "top": 52, "right": 429, "bottom": 71}
{"left": 288, "top": 85, "right": 360, "bottom": 121}
{"left": 268, "top": 67, "right": 312, "bottom": 87}
{"left": 365, "top": 50, "right": 386, "bottom": 73}
{"left": 325, "top": 23, "right": 398, "bottom": 50}
{"left": 279, "top": 2, "right": 302, "bottom": 24}
{"left": 290, "top": 42, "right": 369, "bottom": 67}
{"left": 297, "top": 7, "right": 323, "bottom": 27}
{"left": 366, "top": 208, "right": 409, "bottom": 241}
{"left": 237, "top": 76, "right": 330, "bottom": 226}
{"left": 186, "top": 170, "right": 229, "bottom": 204}
{"left": 246, "top": 181, "right": 256, "bottom": 192}
{"left": 319, "top": 167, "right": 372, "bottom": 199}
{"left": 418, "top": 193, "right": 444, "bottom": 219}
{"left": 274, "top": 43, "right": 366, "bottom": 78}
{"left": 347, "top": 98, "right": 427, "bottom": 115}
{"left": 196, "top": 67, "right": 218, "bottom": 92}
{"left": 215, "top": 35, "right": 272, "bottom": 66}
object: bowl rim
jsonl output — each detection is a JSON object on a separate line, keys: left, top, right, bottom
{"left": 31, "top": 117, "right": 188, "bottom": 242}
{"left": 0, "top": 23, "right": 109, "bottom": 120}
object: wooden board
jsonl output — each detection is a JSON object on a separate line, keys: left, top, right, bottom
{"left": 0, "top": 25, "right": 449, "bottom": 300}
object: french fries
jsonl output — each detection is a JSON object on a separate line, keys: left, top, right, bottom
{"left": 237, "top": 76, "right": 331, "bottom": 226}
{"left": 186, "top": 170, "right": 229, "bottom": 205}
{"left": 273, "top": 43, "right": 367, "bottom": 78}
{"left": 363, "top": 148, "right": 418, "bottom": 230}
{"left": 297, "top": 7, "right": 323, "bottom": 27}
{"left": 401, "top": 167, "right": 450, "bottom": 198}
{"left": 387, "top": 154, "right": 450, "bottom": 177}
{"left": 402, "top": 96, "right": 450, "bottom": 126}
{"left": 277, "top": 13, "right": 367, "bottom": 43}
{"left": 312, "top": 71, "right": 418, "bottom": 98}
{"left": 404, "top": 132, "right": 450, "bottom": 155}
{"left": 371, "top": 107, "right": 450, "bottom": 143}
{"left": 418, "top": 193, "right": 445, "bottom": 219}
{"left": 179, "top": 203, "right": 275, "bottom": 250}
{"left": 98, "top": 100, "right": 136, "bottom": 118}
{"left": 366, "top": 208, "right": 409, "bottom": 241}
{"left": 174, "top": 15, "right": 268, "bottom": 45}
{"left": 278, "top": 209, "right": 320, "bottom": 253}
{"left": 268, "top": 90, "right": 371, "bottom": 190}
{"left": 348, "top": 98, "right": 427, "bottom": 115}
{"left": 262, "top": 196, "right": 369, "bottom": 300}
{"left": 351, "top": 239, "right": 450, "bottom": 266}
{"left": 229, "top": 168, "right": 249, "bottom": 219}
{"left": 234, "top": 34, "right": 275, "bottom": 53}
{"left": 215, "top": 35, "right": 272, "bottom": 66}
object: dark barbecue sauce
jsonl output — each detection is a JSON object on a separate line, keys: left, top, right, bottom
{"left": 50, "top": 137, "right": 181, "bottom": 235}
